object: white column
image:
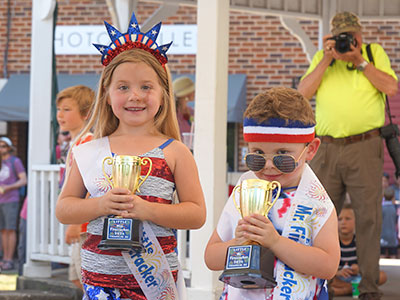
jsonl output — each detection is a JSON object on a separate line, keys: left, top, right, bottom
{"left": 114, "top": 0, "right": 137, "bottom": 31}
{"left": 188, "top": 0, "right": 229, "bottom": 299}
{"left": 24, "top": 0, "right": 55, "bottom": 278}
{"left": 319, "top": 0, "right": 337, "bottom": 48}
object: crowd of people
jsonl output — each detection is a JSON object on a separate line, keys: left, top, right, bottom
{"left": 1, "top": 9, "right": 399, "bottom": 300}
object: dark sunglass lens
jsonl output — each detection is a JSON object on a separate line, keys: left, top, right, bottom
{"left": 273, "top": 155, "right": 296, "bottom": 173}
{"left": 245, "top": 154, "right": 266, "bottom": 171}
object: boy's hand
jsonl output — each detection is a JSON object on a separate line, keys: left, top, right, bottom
{"left": 234, "top": 219, "right": 251, "bottom": 245}
{"left": 98, "top": 187, "right": 134, "bottom": 216}
{"left": 240, "top": 214, "right": 280, "bottom": 249}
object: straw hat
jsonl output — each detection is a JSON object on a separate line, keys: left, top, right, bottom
{"left": 173, "top": 76, "right": 195, "bottom": 98}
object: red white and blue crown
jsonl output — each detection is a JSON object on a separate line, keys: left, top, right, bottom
{"left": 243, "top": 118, "right": 315, "bottom": 143}
{"left": 93, "top": 12, "right": 172, "bottom": 67}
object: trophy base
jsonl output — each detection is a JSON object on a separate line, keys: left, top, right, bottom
{"left": 98, "top": 239, "right": 144, "bottom": 251}
{"left": 219, "top": 244, "right": 276, "bottom": 289}
{"left": 98, "top": 217, "right": 144, "bottom": 252}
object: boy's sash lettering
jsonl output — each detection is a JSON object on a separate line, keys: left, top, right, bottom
{"left": 122, "top": 221, "right": 179, "bottom": 299}
{"left": 272, "top": 165, "right": 333, "bottom": 300}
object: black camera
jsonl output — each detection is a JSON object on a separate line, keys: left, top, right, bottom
{"left": 329, "top": 33, "right": 357, "bottom": 53}
{"left": 380, "top": 124, "right": 400, "bottom": 178}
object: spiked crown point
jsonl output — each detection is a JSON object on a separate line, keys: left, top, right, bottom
{"left": 93, "top": 11, "right": 172, "bottom": 67}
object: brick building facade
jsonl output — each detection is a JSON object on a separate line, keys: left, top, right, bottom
{"left": 1, "top": 1, "right": 400, "bottom": 179}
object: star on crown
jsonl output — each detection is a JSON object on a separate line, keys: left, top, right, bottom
{"left": 93, "top": 11, "right": 172, "bottom": 67}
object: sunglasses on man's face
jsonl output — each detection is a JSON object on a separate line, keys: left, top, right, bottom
{"left": 245, "top": 145, "right": 309, "bottom": 174}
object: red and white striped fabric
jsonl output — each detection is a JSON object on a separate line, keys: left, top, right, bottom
{"left": 243, "top": 117, "right": 315, "bottom": 143}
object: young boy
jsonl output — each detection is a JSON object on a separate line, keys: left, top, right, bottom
{"left": 332, "top": 203, "right": 387, "bottom": 296}
{"left": 205, "top": 87, "right": 340, "bottom": 299}
{"left": 56, "top": 85, "right": 95, "bottom": 290}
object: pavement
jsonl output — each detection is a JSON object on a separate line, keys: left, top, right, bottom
{"left": 0, "top": 258, "right": 400, "bottom": 299}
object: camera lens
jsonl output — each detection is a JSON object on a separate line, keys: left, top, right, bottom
{"left": 336, "top": 40, "right": 350, "bottom": 53}
{"left": 334, "top": 33, "right": 355, "bottom": 53}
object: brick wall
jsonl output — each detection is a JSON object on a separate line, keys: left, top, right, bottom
{"left": 1, "top": 1, "right": 400, "bottom": 177}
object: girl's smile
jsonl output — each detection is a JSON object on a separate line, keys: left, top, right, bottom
{"left": 108, "top": 61, "right": 163, "bottom": 131}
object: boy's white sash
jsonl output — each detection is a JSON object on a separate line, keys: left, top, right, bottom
{"left": 271, "top": 164, "right": 333, "bottom": 300}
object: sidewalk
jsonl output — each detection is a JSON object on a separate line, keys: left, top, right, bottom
{"left": 1, "top": 258, "right": 400, "bottom": 299}
{"left": 336, "top": 259, "right": 400, "bottom": 300}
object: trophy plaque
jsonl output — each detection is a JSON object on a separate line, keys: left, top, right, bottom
{"left": 219, "top": 178, "right": 281, "bottom": 289}
{"left": 98, "top": 155, "right": 152, "bottom": 251}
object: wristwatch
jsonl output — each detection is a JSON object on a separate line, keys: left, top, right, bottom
{"left": 356, "top": 60, "right": 369, "bottom": 71}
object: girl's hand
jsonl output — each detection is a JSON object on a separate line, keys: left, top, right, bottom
{"left": 120, "top": 194, "right": 152, "bottom": 221}
{"left": 98, "top": 187, "right": 134, "bottom": 216}
{"left": 241, "top": 214, "right": 280, "bottom": 249}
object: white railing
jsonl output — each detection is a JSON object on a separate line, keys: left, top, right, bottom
{"left": 29, "top": 164, "right": 71, "bottom": 264}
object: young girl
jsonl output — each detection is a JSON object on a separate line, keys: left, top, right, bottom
{"left": 56, "top": 13, "right": 206, "bottom": 300}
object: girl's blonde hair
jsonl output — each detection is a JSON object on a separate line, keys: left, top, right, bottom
{"left": 78, "top": 48, "right": 181, "bottom": 142}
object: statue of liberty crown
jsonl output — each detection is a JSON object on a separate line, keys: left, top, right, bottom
{"left": 93, "top": 11, "right": 172, "bottom": 67}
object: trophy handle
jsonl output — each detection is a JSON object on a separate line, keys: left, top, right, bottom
{"left": 232, "top": 185, "right": 242, "bottom": 216}
{"left": 102, "top": 156, "right": 114, "bottom": 188}
{"left": 263, "top": 181, "right": 281, "bottom": 216}
{"left": 137, "top": 157, "right": 153, "bottom": 191}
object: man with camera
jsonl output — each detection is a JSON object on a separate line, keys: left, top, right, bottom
{"left": 298, "top": 11, "right": 398, "bottom": 300}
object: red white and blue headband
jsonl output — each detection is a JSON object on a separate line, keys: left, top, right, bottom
{"left": 243, "top": 117, "right": 315, "bottom": 143}
{"left": 93, "top": 12, "right": 172, "bottom": 67}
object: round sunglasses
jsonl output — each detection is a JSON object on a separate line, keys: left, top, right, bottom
{"left": 245, "top": 145, "right": 309, "bottom": 174}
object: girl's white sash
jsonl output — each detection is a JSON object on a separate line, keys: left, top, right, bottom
{"left": 122, "top": 221, "right": 186, "bottom": 299}
{"left": 74, "top": 137, "right": 186, "bottom": 299}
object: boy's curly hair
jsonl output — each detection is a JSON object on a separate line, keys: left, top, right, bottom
{"left": 244, "top": 86, "right": 315, "bottom": 126}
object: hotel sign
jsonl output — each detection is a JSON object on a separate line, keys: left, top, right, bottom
{"left": 54, "top": 25, "right": 197, "bottom": 55}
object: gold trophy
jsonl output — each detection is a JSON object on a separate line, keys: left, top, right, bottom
{"left": 219, "top": 178, "right": 281, "bottom": 289}
{"left": 98, "top": 155, "right": 152, "bottom": 251}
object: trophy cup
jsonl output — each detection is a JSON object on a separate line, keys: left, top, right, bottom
{"left": 219, "top": 178, "right": 281, "bottom": 289}
{"left": 98, "top": 155, "right": 152, "bottom": 251}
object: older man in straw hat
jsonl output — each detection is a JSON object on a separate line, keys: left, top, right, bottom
{"left": 298, "top": 11, "right": 398, "bottom": 300}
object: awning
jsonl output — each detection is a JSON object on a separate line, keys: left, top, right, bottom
{"left": 172, "top": 73, "right": 247, "bottom": 123}
{"left": 0, "top": 73, "right": 246, "bottom": 123}
{"left": 0, "top": 74, "right": 100, "bottom": 122}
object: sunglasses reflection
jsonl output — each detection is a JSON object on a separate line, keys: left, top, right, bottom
{"left": 245, "top": 145, "right": 309, "bottom": 173}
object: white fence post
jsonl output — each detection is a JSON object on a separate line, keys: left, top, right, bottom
{"left": 24, "top": 165, "right": 71, "bottom": 277}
